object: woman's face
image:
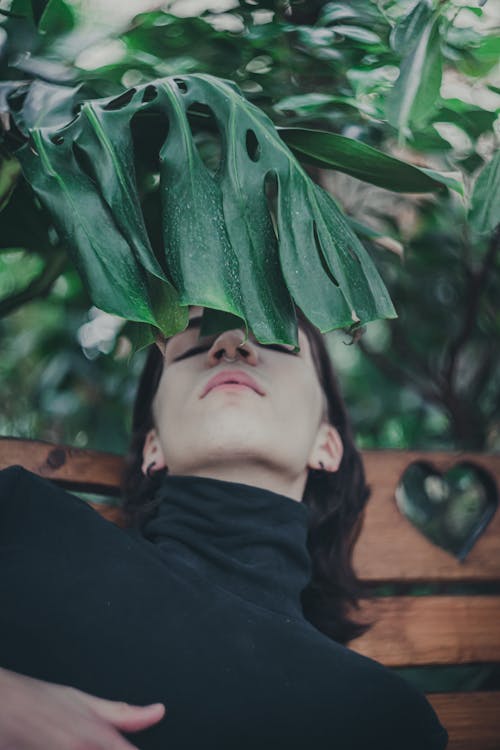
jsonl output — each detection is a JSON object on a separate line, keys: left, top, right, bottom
{"left": 142, "top": 307, "right": 342, "bottom": 496}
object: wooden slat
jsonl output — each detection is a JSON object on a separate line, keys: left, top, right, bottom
{"left": 427, "top": 692, "right": 500, "bottom": 750}
{"left": 87, "top": 501, "right": 125, "bottom": 526}
{"left": 349, "top": 596, "right": 500, "bottom": 666}
{"left": 354, "top": 451, "right": 500, "bottom": 583}
{"left": 0, "top": 437, "right": 123, "bottom": 495}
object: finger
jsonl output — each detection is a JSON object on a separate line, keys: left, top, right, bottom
{"left": 110, "top": 703, "right": 166, "bottom": 732}
{"left": 75, "top": 692, "right": 166, "bottom": 732}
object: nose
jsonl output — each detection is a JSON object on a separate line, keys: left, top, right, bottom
{"left": 207, "top": 329, "right": 259, "bottom": 367}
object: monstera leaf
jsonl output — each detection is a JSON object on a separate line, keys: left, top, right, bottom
{"left": 5, "top": 73, "right": 397, "bottom": 347}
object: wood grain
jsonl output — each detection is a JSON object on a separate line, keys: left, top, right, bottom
{"left": 427, "top": 691, "right": 500, "bottom": 750}
{"left": 0, "top": 437, "right": 123, "bottom": 495}
{"left": 348, "top": 595, "right": 500, "bottom": 666}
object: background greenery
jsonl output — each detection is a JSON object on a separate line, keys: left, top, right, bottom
{"left": 1, "top": 0, "right": 499, "bottom": 692}
{"left": 1, "top": 0, "right": 499, "bottom": 452}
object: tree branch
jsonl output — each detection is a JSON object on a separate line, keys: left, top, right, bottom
{"left": 357, "top": 338, "right": 441, "bottom": 405}
{"left": 0, "top": 251, "right": 68, "bottom": 318}
{"left": 442, "top": 225, "right": 500, "bottom": 390}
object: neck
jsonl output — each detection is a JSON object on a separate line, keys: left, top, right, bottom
{"left": 169, "top": 462, "right": 308, "bottom": 503}
{"left": 141, "top": 474, "right": 313, "bottom": 618}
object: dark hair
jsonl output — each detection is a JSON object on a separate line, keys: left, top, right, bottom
{"left": 120, "top": 308, "right": 373, "bottom": 645}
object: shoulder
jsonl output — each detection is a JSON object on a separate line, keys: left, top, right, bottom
{"left": 0, "top": 464, "right": 90, "bottom": 509}
{"left": 0, "top": 464, "right": 31, "bottom": 493}
{"left": 0, "top": 464, "right": 105, "bottom": 539}
{"left": 303, "top": 626, "right": 448, "bottom": 749}
{"left": 343, "top": 646, "right": 449, "bottom": 748}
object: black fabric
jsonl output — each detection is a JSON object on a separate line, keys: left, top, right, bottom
{"left": 0, "top": 465, "right": 449, "bottom": 749}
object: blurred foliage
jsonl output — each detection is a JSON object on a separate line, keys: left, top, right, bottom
{"left": 0, "top": 0, "right": 498, "bottom": 452}
{"left": 0, "top": 0, "right": 500, "bottom": 693}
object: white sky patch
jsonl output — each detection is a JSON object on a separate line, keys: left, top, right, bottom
{"left": 205, "top": 12, "right": 244, "bottom": 32}
{"left": 433, "top": 122, "right": 473, "bottom": 155}
{"left": 75, "top": 38, "right": 126, "bottom": 69}
{"left": 169, "top": 0, "right": 239, "bottom": 16}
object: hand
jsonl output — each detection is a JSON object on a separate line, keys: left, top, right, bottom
{"left": 0, "top": 667, "right": 165, "bottom": 750}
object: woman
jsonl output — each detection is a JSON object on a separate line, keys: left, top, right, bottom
{"left": 0, "top": 306, "right": 449, "bottom": 749}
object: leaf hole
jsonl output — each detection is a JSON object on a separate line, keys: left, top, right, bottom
{"left": 131, "top": 110, "right": 170, "bottom": 174}
{"left": 72, "top": 142, "right": 98, "bottom": 184}
{"left": 186, "top": 102, "right": 222, "bottom": 176}
{"left": 313, "top": 222, "right": 340, "bottom": 287}
{"left": 246, "top": 129, "right": 260, "bottom": 162}
{"left": 8, "top": 87, "right": 28, "bottom": 113}
{"left": 174, "top": 78, "right": 188, "bottom": 94}
{"left": 142, "top": 85, "right": 158, "bottom": 103}
{"left": 103, "top": 88, "right": 136, "bottom": 111}
{"left": 50, "top": 134, "right": 65, "bottom": 145}
{"left": 264, "top": 171, "right": 279, "bottom": 241}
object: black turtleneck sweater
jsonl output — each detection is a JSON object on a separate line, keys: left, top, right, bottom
{"left": 0, "top": 465, "right": 448, "bottom": 749}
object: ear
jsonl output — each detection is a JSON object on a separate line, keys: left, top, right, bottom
{"left": 141, "top": 427, "right": 167, "bottom": 476}
{"left": 307, "top": 422, "right": 343, "bottom": 473}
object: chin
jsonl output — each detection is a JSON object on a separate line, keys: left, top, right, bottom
{"left": 195, "top": 421, "right": 272, "bottom": 459}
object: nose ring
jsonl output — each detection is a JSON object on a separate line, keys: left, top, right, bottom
{"left": 222, "top": 354, "right": 238, "bottom": 363}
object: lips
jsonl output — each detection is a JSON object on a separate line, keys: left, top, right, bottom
{"left": 200, "top": 369, "right": 266, "bottom": 399}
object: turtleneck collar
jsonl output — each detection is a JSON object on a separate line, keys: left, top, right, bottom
{"left": 140, "top": 474, "right": 312, "bottom": 618}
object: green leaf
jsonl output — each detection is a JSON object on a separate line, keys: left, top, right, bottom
{"left": 120, "top": 320, "right": 157, "bottom": 362}
{"left": 438, "top": 98, "right": 497, "bottom": 141}
{"left": 274, "top": 93, "right": 340, "bottom": 113}
{"left": 0, "top": 154, "right": 21, "bottom": 210}
{"left": 7, "top": 75, "right": 397, "bottom": 345}
{"left": 270, "top": 171, "right": 394, "bottom": 331}
{"left": 0, "top": 0, "right": 34, "bottom": 24}
{"left": 13, "top": 80, "right": 85, "bottom": 132}
{"left": 0, "top": 81, "right": 27, "bottom": 134}
{"left": 468, "top": 150, "right": 500, "bottom": 235}
{"left": 15, "top": 129, "right": 184, "bottom": 332}
{"left": 278, "top": 127, "right": 462, "bottom": 194}
{"left": 390, "top": 0, "right": 433, "bottom": 55}
{"left": 332, "top": 25, "right": 381, "bottom": 45}
{"left": 319, "top": 3, "right": 357, "bottom": 24}
{"left": 38, "top": 0, "right": 74, "bottom": 36}
{"left": 385, "top": 4, "right": 443, "bottom": 135}
{"left": 319, "top": 0, "right": 387, "bottom": 27}
{"left": 408, "top": 125, "right": 453, "bottom": 153}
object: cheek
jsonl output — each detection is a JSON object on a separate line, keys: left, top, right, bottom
{"left": 275, "top": 367, "right": 324, "bottom": 433}
{"left": 152, "top": 371, "right": 184, "bottom": 433}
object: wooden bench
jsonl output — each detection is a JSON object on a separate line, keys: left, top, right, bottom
{"left": 1, "top": 436, "right": 499, "bottom": 749}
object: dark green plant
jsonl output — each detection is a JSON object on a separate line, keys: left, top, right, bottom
{"left": 2, "top": 0, "right": 482, "bottom": 351}
{"left": 0, "top": 0, "right": 497, "bottom": 439}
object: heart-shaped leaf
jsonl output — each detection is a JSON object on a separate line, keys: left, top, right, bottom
{"left": 396, "top": 461, "right": 498, "bottom": 560}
